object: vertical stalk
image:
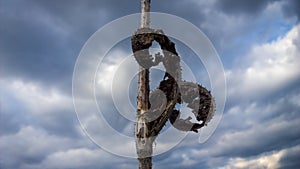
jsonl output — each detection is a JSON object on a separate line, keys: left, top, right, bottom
{"left": 141, "top": 0, "right": 150, "bottom": 28}
{"left": 136, "top": 0, "right": 152, "bottom": 169}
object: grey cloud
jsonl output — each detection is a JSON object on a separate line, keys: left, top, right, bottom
{"left": 0, "top": 79, "right": 81, "bottom": 138}
{"left": 0, "top": 126, "right": 86, "bottom": 169}
{"left": 24, "top": 148, "right": 137, "bottom": 169}
{"left": 0, "top": 98, "right": 29, "bottom": 135}
{"left": 215, "top": 87, "right": 300, "bottom": 157}
{"left": 0, "top": 100, "right": 80, "bottom": 139}
{"left": 153, "top": 148, "right": 211, "bottom": 169}
{"left": 154, "top": 85, "right": 300, "bottom": 168}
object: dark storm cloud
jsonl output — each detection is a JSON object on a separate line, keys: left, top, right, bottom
{"left": 0, "top": 0, "right": 207, "bottom": 105}
{"left": 0, "top": 80, "right": 80, "bottom": 138}
{"left": 281, "top": 0, "right": 300, "bottom": 22}
{"left": 31, "top": 0, "right": 140, "bottom": 21}
{"left": 36, "top": 110, "right": 81, "bottom": 138}
{"left": 215, "top": 0, "right": 273, "bottom": 15}
{"left": 151, "top": 0, "right": 206, "bottom": 24}
{"left": 1, "top": 0, "right": 299, "bottom": 95}
{"left": 0, "top": 126, "right": 86, "bottom": 169}
{"left": 279, "top": 146, "right": 300, "bottom": 169}
{"left": 1, "top": 1, "right": 300, "bottom": 169}
{"left": 216, "top": 0, "right": 300, "bottom": 22}
{"left": 0, "top": 0, "right": 139, "bottom": 93}
{"left": 0, "top": 0, "right": 192, "bottom": 94}
{"left": 209, "top": 73, "right": 300, "bottom": 158}
{"left": 0, "top": 0, "right": 79, "bottom": 93}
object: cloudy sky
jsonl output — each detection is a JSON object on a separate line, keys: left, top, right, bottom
{"left": 1, "top": 0, "right": 300, "bottom": 168}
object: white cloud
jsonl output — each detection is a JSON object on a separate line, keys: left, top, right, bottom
{"left": 96, "top": 50, "right": 129, "bottom": 91}
{"left": 22, "top": 147, "right": 136, "bottom": 169}
{"left": 95, "top": 49, "right": 138, "bottom": 98}
{"left": 2, "top": 80, "right": 73, "bottom": 115}
{"left": 221, "top": 145, "right": 300, "bottom": 169}
{"left": 222, "top": 150, "right": 284, "bottom": 169}
{"left": 180, "top": 153, "right": 197, "bottom": 167}
{"left": 25, "top": 148, "right": 105, "bottom": 169}
{"left": 227, "top": 24, "right": 300, "bottom": 99}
